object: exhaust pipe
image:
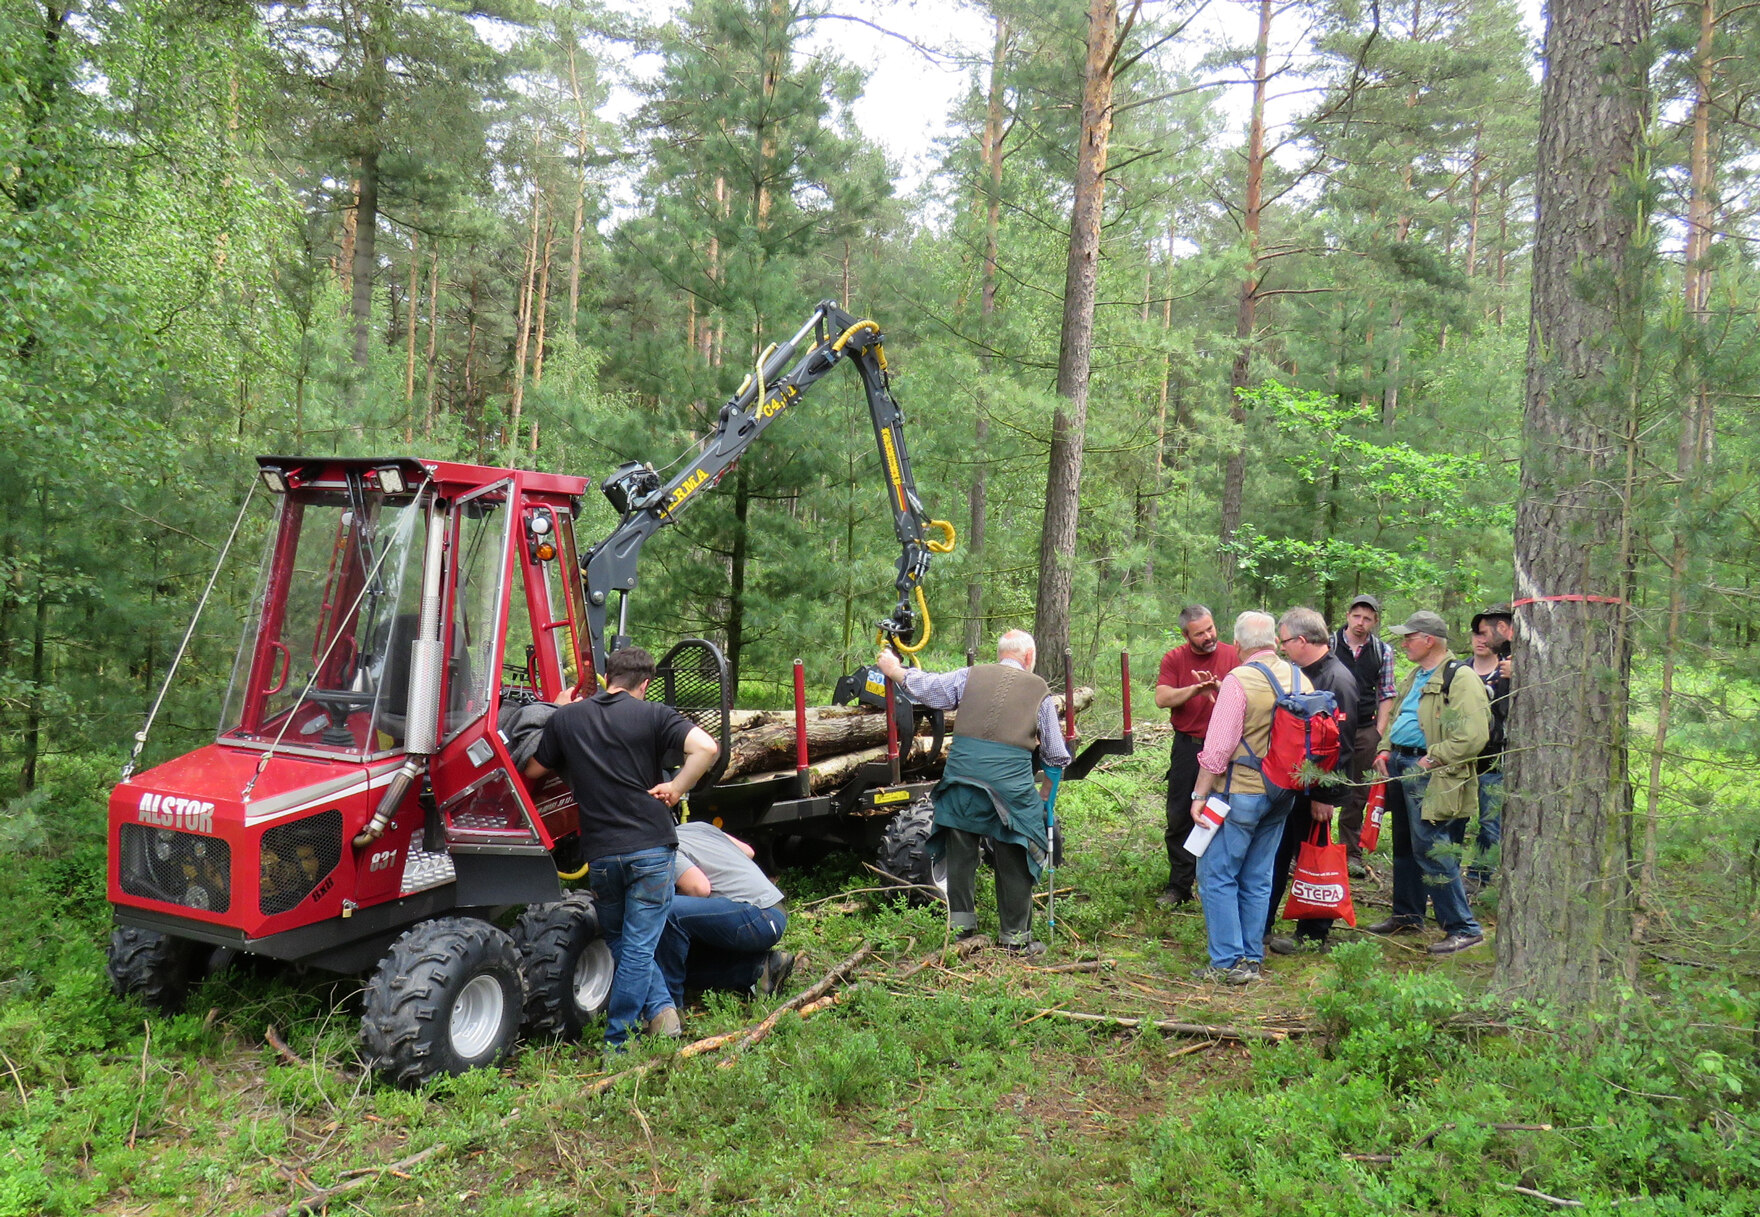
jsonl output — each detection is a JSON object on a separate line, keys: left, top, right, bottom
{"left": 354, "top": 502, "right": 447, "bottom": 850}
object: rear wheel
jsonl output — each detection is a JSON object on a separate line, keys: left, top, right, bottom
{"left": 360, "top": 917, "right": 523, "bottom": 1087}
{"left": 107, "top": 926, "right": 201, "bottom": 1012}
{"left": 511, "top": 892, "right": 614, "bottom": 1040}
{"left": 876, "top": 797, "right": 948, "bottom": 907}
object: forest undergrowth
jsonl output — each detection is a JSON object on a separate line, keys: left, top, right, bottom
{"left": 1, "top": 737, "right": 1757, "bottom": 1216}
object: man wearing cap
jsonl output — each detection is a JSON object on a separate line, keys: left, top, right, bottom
{"left": 1330, "top": 594, "right": 1397, "bottom": 876}
{"left": 1466, "top": 606, "right": 1514, "bottom": 887}
{"left": 1154, "top": 605, "right": 1241, "bottom": 906}
{"left": 1366, "top": 611, "right": 1493, "bottom": 954}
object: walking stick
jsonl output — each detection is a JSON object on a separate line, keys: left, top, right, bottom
{"left": 1043, "top": 767, "right": 1064, "bottom": 946}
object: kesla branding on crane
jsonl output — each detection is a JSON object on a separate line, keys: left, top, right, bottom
{"left": 136, "top": 792, "right": 215, "bottom": 834}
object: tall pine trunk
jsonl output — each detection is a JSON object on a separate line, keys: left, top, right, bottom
{"left": 967, "top": 14, "right": 1009, "bottom": 657}
{"left": 1218, "top": 0, "right": 1272, "bottom": 590}
{"left": 1498, "top": 0, "right": 1651, "bottom": 1015}
{"left": 1034, "top": 0, "right": 1120, "bottom": 684}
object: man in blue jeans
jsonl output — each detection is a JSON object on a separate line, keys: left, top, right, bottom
{"left": 524, "top": 647, "right": 720, "bottom": 1047}
{"left": 1366, "top": 612, "right": 1492, "bottom": 954}
{"left": 657, "top": 821, "right": 793, "bottom": 1006}
{"left": 1187, "top": 611, "right": 1301, "bottom": 985}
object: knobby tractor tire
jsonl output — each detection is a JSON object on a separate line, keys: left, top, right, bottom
{"left": 511, "top": 891, "right": 614, "bottom": 1041}
{"left": 877, "top": 796, "right": 948, "bottom": 908}
{"left": 360, "top": 917, "right": 524, "bottom": 1088}
{"left": 106, "top": 926, "right": 201, "bottom": 1012}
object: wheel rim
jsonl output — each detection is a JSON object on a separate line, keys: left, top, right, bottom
{"left": 573, "top": 939, "right": 614, "bottom": 1015}
{"left": 450, "top": 974, "right": 505, "bottom": 1060}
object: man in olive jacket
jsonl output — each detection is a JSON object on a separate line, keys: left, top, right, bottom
{"left": 1365, "top": 611, "right": 1492, "bottom": 954}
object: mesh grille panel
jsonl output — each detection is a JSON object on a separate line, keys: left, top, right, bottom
{"left": 259, "top": 809, "right": 343, "bottom": 915}
{"left": 659, "top": 639, "right": 727, "bottom": 733}
{"left": 118, "top": 824, "right": 233, "bottom": 913}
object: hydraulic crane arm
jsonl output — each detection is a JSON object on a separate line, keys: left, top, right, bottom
{"left": 580, "top": 300, "right": 954, "bottom": 673}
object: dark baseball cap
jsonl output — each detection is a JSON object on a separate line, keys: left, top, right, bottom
{"left": 1471, "top": 603, "right": 1514, "bottom": 632}
{"left": 1347, "top": 594, "right": 1382, "bottom": 614}
{"left": 1388, "top": 610, "right": 1449, "bottom": 640}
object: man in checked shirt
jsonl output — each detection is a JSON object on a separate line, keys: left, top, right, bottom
{"left": 876, "top": 630, "right": 1072, "bottom": 954}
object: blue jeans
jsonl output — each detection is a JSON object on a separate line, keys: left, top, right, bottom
{"left": 1196, "top": 786, "right": 1296, "bottom": 969}
{"left": 588, "top": 846, "right": 677, "bottom": 1045}
{"left": 1386, "top": 754, "right": 1481, "bottom": 937}
{"left": 1469, "top": 769, "right": 1503, "bottom": 881}
{"left": 656, "top": 898, "right": 788, "bottom": 1009}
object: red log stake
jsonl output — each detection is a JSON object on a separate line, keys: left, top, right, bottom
{"left": 1120, "top": 651, "right": 1133, "bottom": 734}
{"left": 793, "top": 658, "right": 809, "bottom": 797}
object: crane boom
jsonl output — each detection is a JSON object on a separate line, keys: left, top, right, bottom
{"left": 580, "top": 300, "right": 953, "bottom": 673}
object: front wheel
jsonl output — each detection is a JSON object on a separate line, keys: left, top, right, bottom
{"left": 876, "top": 797, "right": 948, "bottom": 908}
{"left": 360, "top": 917, "right": 524, "bottom": 1088}
{"left": 107, "top": 926, "right": 201, "bottom": 1012}
{"left": 512, "top": 892, "right": 614, "bottom": 1040}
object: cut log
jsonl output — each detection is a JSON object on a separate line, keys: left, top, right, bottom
{"left": 716, "top": 688, "right": 1094, "bottom": 782}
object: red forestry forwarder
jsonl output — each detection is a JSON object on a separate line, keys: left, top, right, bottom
{"left": 106, "top": 302, "right": 1132, "bottom": 1085}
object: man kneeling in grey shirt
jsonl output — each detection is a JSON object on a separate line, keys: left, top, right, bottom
{"left": 656, "top": 822, "right": 793, "bottom": 1005}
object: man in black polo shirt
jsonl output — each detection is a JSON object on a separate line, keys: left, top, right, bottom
{"left": 524, "top": 647, "right": 719, "bottom": 1047}
{"left": 1330, "top": 594, "right": 1396, "bottom": 876}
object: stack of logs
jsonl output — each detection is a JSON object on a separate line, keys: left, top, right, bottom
{"left": 713, "top": 688, "right": 1094, "bottom": 793}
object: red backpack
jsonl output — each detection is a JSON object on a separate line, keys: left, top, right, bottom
{"left": 1235, "top": 662, "right": 1343, "bottom": 792}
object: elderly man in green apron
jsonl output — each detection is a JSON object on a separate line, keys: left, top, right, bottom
{"left": 876, "top": 630, "right": 1072, "bottom": 955}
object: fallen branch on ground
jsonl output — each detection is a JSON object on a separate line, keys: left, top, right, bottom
{"left": 264, "top": 1025, "right": 306, "bottom": 1068}
{"left": 1498, "top": 1184, "right": 1584, "bottom": 1208}
{"left": 1344, "top": 1121, "right": 1557, "bottom": 1164}
{"left": 261, "top": 1143, "right": 447, "bottom": 1217}
{"left": 862, "top": 862, "right": 947, "bottom": 902}
{"left": 1026, "top": 959, "right": 1113, "bottom": 975}
{"left": 1036, "top": 1009, "right": 1303, "bottom": 1043}
{"left": 586, "top": 945, "right": 877, "bottom": 1096}
{"left": 724, "top": 942, "right": 880, "bottom": 1057}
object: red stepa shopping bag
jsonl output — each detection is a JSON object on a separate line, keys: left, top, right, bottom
{"left": 1281, "top": 818, "right": 1357, "bottom": 926}
{"left": 1357, "top": 781, "right": 1387, "bottom": 853}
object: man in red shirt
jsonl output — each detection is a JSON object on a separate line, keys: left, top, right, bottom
{"left": 1154, "top": 605, "right": 1241, "bottom": 905}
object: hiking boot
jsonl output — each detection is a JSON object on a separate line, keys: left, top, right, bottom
{"left": 1266, "top": 935, "right": 1301, "bottom": 956}
{"left": 1365, "top": 917, "right": 1423, "bottom": 936}
{"left": 1190, "top": 964, "right": 1232, "bottom": 983}
{"left": 1347, "top": 857, "right": 1369, "bottom": 879}
{"left": 952, "top": 925, "right": 978, "bottom": 942}
{"left": 1156, "top": 886, "right": 1193, "bottom": 908}
{"left": 1225, "top": 960, "right": 1263, "bottom": 985}
{"left": 1000, "top": 939, "right": 1047, "bottom": 958}
{"left": 754, "top": 949, "right": 796, "bottom": 996}
{"left": 1427, "top": 932, "right": 1485, "bottom": 955}
{"left": 645, "top": 1007, "right": 683, "bottom": 1038}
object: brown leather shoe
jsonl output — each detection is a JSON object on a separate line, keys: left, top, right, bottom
{"left": 645, "top": 1007, "right": 683, "bottom": 1038}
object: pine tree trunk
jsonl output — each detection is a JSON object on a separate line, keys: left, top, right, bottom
{"left": 726, "top": 467, "right": 751, "bottom": 692}
{"left": 1497, "top": 0, "right": 1651, "bottom": 1015}
{"left": 509, "top": 174, "right": 542, "bottom": 443}
{"left": 423, "top": 248, "right": 441, "bottom": 437}
{"left": 404, "top": 226, "right": 419, "bottom": 440}
{"left": 347, "top": 151, "right": 379, "bottom": 426}
{"left": 1035, "top": 0, "right": 1119, "bottom": 686}
{"left": 533, "top": 217, "right": 554, "bottom": 389}
{"left": 1219, "top": 0, "right": 1273, "bottom": 590}
{"left": 967, "top": 14, "right": 1009, "bottom": 657}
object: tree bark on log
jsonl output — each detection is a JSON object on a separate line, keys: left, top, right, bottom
{"left": 714, "top": 689, "right": 1094, "bottom": 783}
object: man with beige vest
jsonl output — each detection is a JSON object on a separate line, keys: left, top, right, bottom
{"left": 1188, "top": 611, "right": 1302, "bottom": 984}
{"left": 876, "top": 630, "right": 1072, "bottom": 954}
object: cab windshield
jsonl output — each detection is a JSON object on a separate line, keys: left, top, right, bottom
{"left": 219, "top": 487, "right": 426, "bottom": 757}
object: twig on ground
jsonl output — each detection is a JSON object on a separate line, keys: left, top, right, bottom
{"left": 1346, "top": 1121, "right": 1557, "bottom": 1164}
{"left": 1035, "top": 1009, "right": 1301, "bottom": 1042}
{"left": 1498, "top": 1183, "right": 1585, "bottom": 1207}
{"left": 1026, "top": 959, "right": 1113, "bottom": 975}
{"left": 862, "top": 862, "right": 948, "bottom": 902}
{"left": 260, "top": 1143, "right": 447, "bottom": 1217}
{"left": 128, "top": 1020, "right": 150, "bottom": 1150}
{"left": 797, "top": 885, "right": 906, "bottom": 909}
{"left": 1030, "top": 887, "right": 1076, "bottom": 903}
{"left": 264, "top": 1025, "right": 306, "bottom": 1068}
{"left": 890, "top": 934, "right": 990, "bottom": 983}
{"left": 0, "top": 1046, "right": 26, "bottom": 1111}
{"left": 1169, "top": 1040, "right": 1216, "bottom": 1059}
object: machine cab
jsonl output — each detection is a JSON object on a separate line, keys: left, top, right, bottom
{"left": 110, "top": 456, "right": 594, "bottom": 946}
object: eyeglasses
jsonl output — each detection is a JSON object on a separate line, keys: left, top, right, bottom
{"left": 1277, "top": 636, "right": 1299, "bottom": 646}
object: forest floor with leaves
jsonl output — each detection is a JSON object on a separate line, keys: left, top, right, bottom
{"left": 2, "top": 738, "right": 1757, "bottom": 1216}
